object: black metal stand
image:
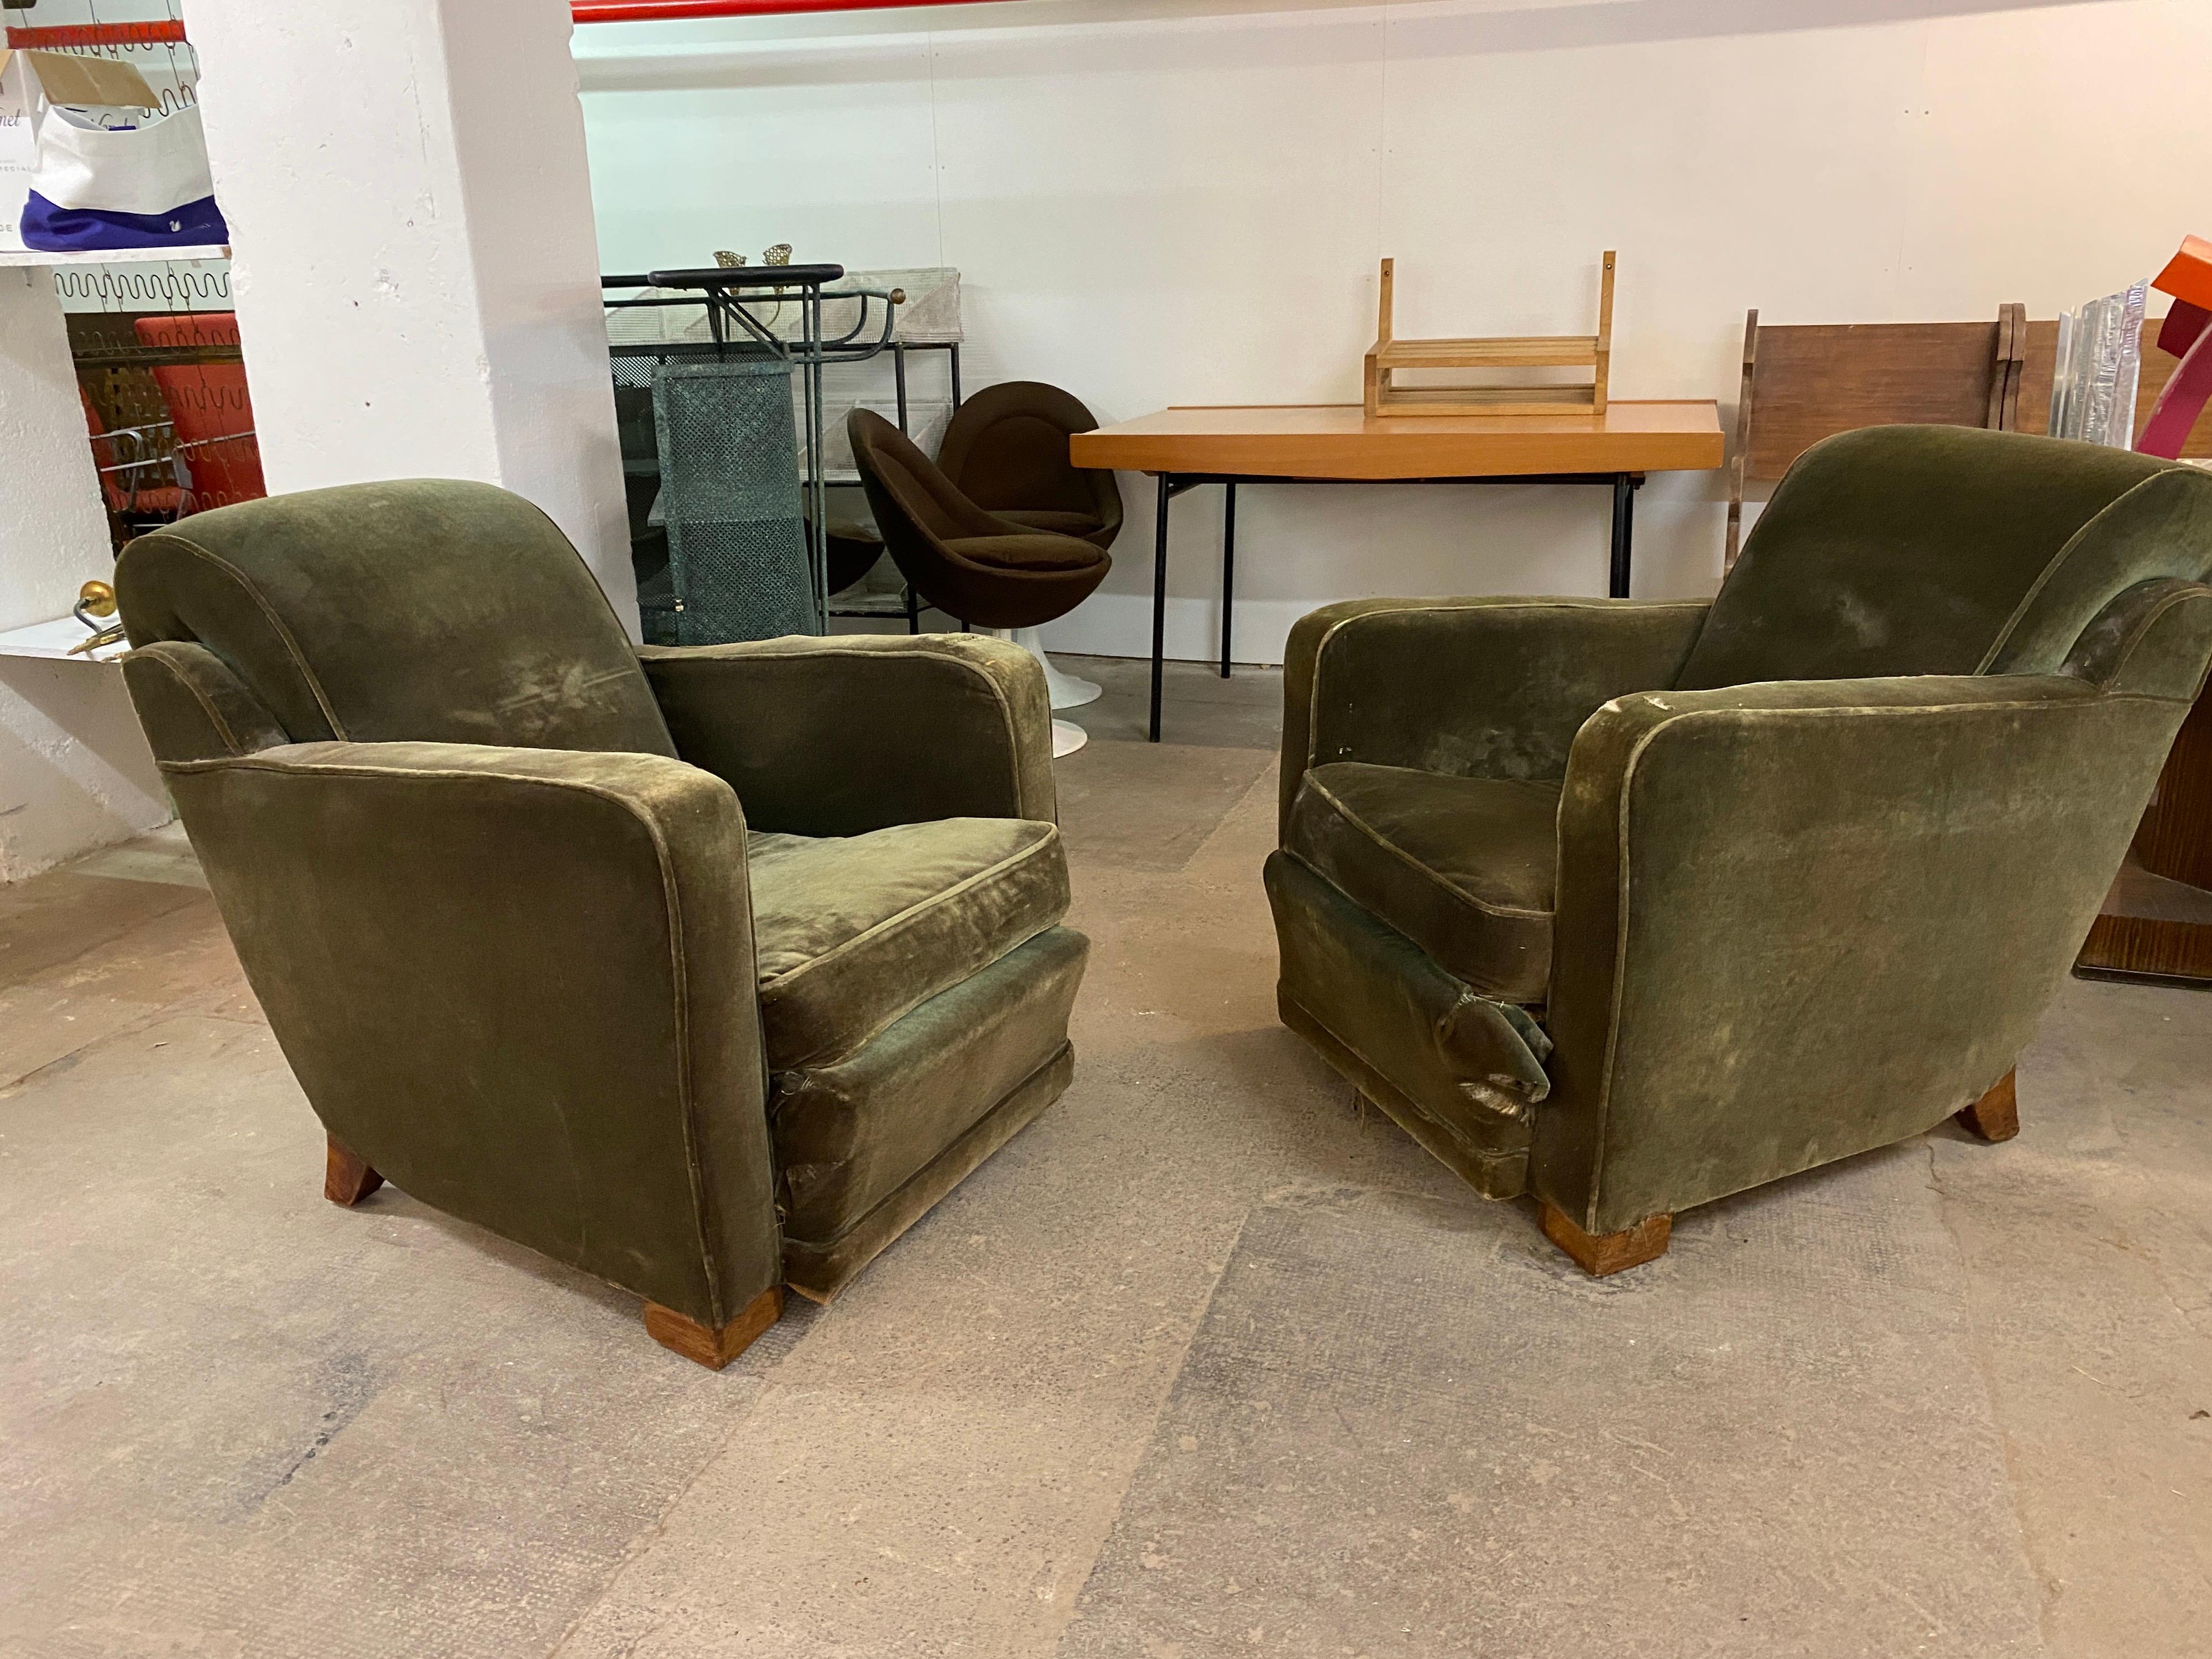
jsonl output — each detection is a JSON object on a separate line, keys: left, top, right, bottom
{"left": 1145, "top": 469, "right": 1644, "bottom": 742}
{"left": 1220, "top": 481, "right": 1238, "bottom": 679}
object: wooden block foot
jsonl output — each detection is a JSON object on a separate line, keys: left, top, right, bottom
{"left": 324, "top": 1135, "right": 384, "bottom": 1206}
{"left": 644, "top": 1286, "right": 784, "bottom": 1370}
{"left": 1539, "top": 1199, "right": 1672, "bottom": 1277}
{"left": 1956, "top": 1068, "right": 2020, "bottom": 1143}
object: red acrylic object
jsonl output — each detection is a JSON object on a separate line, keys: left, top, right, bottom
{"left": 575, "top": 0, "right": 1011, "bottom": 19}
{"left": 4, "top": 22, "right": 189, "bottom": 48}
{"left": 2151, "top": 235, "right": 2212, "bottom": 313}
{"left": 2137, "top": 324, "right": 2212, "bottom": 461}
{"left": 2137, "top": 236, "right": 2212, "bottom": 459}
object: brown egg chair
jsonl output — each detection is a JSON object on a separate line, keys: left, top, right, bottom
{"left": 849, "top": 409, "right": 1110, "bottom": 754}
{"left": 936, "top": 380, "right": 1123, "bottom": 554}
{"left": 929, "top": 382, "right": 1121, "bottom": 711}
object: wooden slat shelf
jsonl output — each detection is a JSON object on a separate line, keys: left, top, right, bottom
{"left": 1378, "top": 335, "right": 1600, "bottom": 369}
{"left": 1366, "top": 252, "right": 1615, "bottom": 420}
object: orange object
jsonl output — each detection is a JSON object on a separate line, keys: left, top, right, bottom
{"left": 2152, "top": 235, "right": 2212, "bottom": 312}
{"left": 134, "top": 313, "right": 266, "bottom": 514}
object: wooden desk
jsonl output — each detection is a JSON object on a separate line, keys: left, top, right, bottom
{"left": 1071, "top": 400, "right": 1724, "bottom": 739}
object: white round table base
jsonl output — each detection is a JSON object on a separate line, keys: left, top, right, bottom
{"left": 1051, "top": 718, "right": 1089, "bottom": 758}
{"left": 1010, "top": 625, "right": 1104, "bottom": 710}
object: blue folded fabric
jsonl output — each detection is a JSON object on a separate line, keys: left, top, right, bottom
{"left": 19, "top": 190, "right": 229, "bottom": 254}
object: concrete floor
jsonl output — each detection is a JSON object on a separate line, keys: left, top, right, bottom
{"left": 4, "top": 652, "right": 2210, "bottom": 1657}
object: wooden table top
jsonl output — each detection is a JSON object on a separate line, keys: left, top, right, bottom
{"left": 1070, "top": 400, "right": 1724, "bottom": 480}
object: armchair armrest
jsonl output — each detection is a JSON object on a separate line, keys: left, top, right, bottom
{"left": 161, "top": 739, "right": 780, "bottom": 1330}
{"left": 1535, "top": 672, "right": 2192, "bottom": 1237}
{"left": 640, "top": 633, "right": 1055, "bottom": 836}
{"left": 1281, "top": 597, "right": 1710, "bottom": 836}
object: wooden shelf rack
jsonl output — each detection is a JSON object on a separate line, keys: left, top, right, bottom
{"left": 1365, "top": 251, "right": 1615, "bottom": 419}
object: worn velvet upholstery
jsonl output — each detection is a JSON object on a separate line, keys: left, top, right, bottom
{"left": 1270, "top": 427, "right": 2212, "bottom": 1243}
{"left": 936, "top": 380, "right": 1125, "bottom": 553}
{"left": 1677, "top": 426, "right": 2180, "bottom": 687}
{"left": 747, "top": 818, "right": 1068, "bottom": 1067}
{"left": 640, "top": 633, "right": 1055, "bottom": 836}
{"left": 121, "top": 481, "right": 678, "bottom": 753}
{"left": 115, "top": 479, "right": 1088, "bottom": 1327}
{"left": 1285, "top": 764, "right": 1559, "bottom": 1002}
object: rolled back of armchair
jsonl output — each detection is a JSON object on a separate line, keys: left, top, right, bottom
{"left": 116, "top": 479, "right": 675, "bottom": 758}
{"left": 1679, "top": 426, "right": 2189, "bottom": 690}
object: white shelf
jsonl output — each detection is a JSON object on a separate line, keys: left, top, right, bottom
{"left": 0, "top": 616, "right": 127, "bottom": 662}
{"left": 0, "top": 243, "right": 229, "bottom": 269}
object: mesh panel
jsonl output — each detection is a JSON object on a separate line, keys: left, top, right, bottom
{"left": 651, "top": 360, "right": 818, "bottom": 644}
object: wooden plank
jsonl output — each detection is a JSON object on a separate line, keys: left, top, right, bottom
{"left": 1725, "top": 308, "right": 1757, "bottom": 568}
{"left": 1593, "top": 250, "right": 1616, "bottom": 416}
{"left": 2077, "top": 912, "right": 2212, "bottom": 983}
{"left": 1069, "top": 400, "right": 1724, "bottom": 480}
{"left": 1985, "top": 304, "right": 2015, "bottom": 430}
{"left": 1379, "top": 336, "right": 1599, "bottom": 368}
{"left": 1997, "top": 302, "right": 2027, "bottom": 432}
{"left": 1741, "top": 321, "right": 2004, "bottom": 480}
{"left": 2016, "top": 315, "right": 2212, "bottom": 457}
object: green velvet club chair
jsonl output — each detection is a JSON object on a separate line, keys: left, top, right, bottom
{"left": 113, "top": 480, "right": 1088, "bottom": 1366}
{"left": 1267, "top": 426, "right": 2212, "bottom": 1275}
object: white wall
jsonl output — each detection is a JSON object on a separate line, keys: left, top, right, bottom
{"left": 186, "top": 0, "right": 636, "bottom": 625}
{"left": 575, "top": 0, "right": 2210, "bottom": 664}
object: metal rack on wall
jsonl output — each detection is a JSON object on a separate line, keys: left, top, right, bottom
{"left": 603, "top": 263, "right": 963, "bottom": 639}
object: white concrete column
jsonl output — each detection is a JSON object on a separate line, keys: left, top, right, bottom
{"left": 181, "top": 0, "right": 637, "bottom": 629}
{"left": 0, "top": 267, "right": 169, "bottom": 881}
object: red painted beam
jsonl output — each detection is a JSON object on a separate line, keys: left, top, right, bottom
{"left": 4, "top": 21, "right": 189, "bottom": 48}
{"left": 575, "top": 0, "right": 1011, "bottom": 20}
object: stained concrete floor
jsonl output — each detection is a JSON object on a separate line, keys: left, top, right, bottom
{"left": 4, "top": 652, "right": 2211, "bottom": 1657}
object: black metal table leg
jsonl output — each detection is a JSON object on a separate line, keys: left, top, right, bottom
{"left": 1151, "top": 474, "right": 1174, "bottom": 742}
{"left": 1609, "top": 473, "right": 1636, "bottom": 598}
{"left": 1220, "top": 481, "right": 1237, "bottom": 677}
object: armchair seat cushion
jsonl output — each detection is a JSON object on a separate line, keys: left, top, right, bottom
{"left": 995, "top": 508, "right": 1104, "bottom": 540}
{"left": 748, "top": 817, "right": 1070, "bottom": 1068}
{"left": 942, "top": 533, "right": 1104, "bottom": 572}
{"left": 1285, "top": 763, "right": 1559, "bottom": 1004}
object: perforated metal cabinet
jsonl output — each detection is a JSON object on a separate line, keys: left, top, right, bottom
{"left": 649, "top": 360, "right": 819, "bottom": 644}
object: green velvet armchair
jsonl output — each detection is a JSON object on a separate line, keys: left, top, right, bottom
{"left": 1268, "top": 426, "right": 2212, "bottom": 1274}
{"left": 114, "top": 481, "right": 1088, "bottom": 1366}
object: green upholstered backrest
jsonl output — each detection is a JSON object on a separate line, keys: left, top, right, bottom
{"left": 1677, "top": 426, "right": 2190, "bottom": 690}
{"left": 117, "top": 479, "right": 676, "bottom": 757}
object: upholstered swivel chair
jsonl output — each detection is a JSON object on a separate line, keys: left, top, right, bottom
{"left": 937, "top": 382, "right": 1123, "bottom": 712}
{"left": 938, "top": 381, "right": 1124, "bottom": 552}
{"left": 1269, "top": 426, "right": 2212, "bottom": 1275}
{"left": 114, "top": 481, "right": 1088, "bottom": 1366}
{"left": 849, "top": 408, "right": 1110, "bottom": 754}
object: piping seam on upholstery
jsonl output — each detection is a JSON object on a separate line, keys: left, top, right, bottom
{"left": 145, "top": 650, "right": 247, "bottom": 756}
{"left": 653, "top": 639, "right": 1038, "bottom": 819}
{"left": 158, "top": 750, "right": 734, "bottom": 1323}
{"left": 1305, "top": 775, "right": 1550, "bottom": 920}
{"left": 759, "top": 826, "right": 1062, "bottom": 993}
{"left": 1580, "top": 681, "right": 2137, "bottom": 1229}
{"left": 142, "top": 532, "right": 348, "bottom": 738}
{"left": 1306, "top": 598, "right": 1710, "bottom": 780}
{"left": 779, "top": 1040, "right": 1074, "bottom": 1252}
{"left": 1980, "top": 467, "right": 2196, "bottom": 673}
